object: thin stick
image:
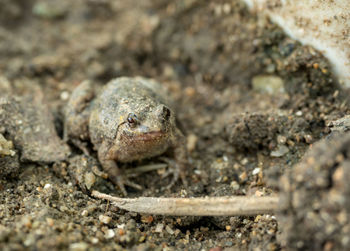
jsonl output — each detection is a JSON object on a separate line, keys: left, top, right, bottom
{"left": 91, "top": 190, "right": 279, "bottom": 216}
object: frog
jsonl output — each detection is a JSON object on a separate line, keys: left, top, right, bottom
{"left": 64, "top": 77, "right": 188, "bottom": 195}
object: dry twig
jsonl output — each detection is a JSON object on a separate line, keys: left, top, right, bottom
{"left": 92, "top": 190, "right": 279, "bottom": 216}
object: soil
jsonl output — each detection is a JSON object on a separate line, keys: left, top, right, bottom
{"left": 1, "top": 0, "right": 350, "bottom": 250}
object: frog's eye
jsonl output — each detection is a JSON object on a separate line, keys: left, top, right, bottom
{"left": 162, "top": 106, "right": 171, "bottom": 121}
{"left": 127, "top": 113, "right": 138, "bottom": 127}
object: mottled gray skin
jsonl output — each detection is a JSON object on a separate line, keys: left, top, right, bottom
{"left": 64, "top": 77, "right": 187, "bottom": 195}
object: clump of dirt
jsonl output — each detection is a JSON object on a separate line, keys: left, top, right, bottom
{"left": 225, "top": 112, "right": 315, "bottom": 152}
{"left": 279, "top": 132, "right": 350, "bottom": 250}
{"left": 226, "top": 113, "right": 281, "bottom": 151}
{"left": 0, "top": 134, "right": 19, "bottom": 178}
{"left": 53, "top": 155, "right": 114, "bottom": 194}
{"left": 0, "top": 0, "right": 32, "bottom": 27}
{"left": 0, "top": 87, "right": 70, "bottom": 164}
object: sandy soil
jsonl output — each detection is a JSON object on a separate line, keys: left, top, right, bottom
{"left": 1, "top": 0, "right": 350, "bottom": 250}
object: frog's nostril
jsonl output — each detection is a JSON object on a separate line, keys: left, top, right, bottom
{"left": 162, "top": 106, "right": 171, "bottom": 121}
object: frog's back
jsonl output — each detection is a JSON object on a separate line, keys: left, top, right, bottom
{"left": 89, "top": 77, "right": 171, "bottom": 146}
{"left": 99, "top": 77, "right": 170, "bottom": 105}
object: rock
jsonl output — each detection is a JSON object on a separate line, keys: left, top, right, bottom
{"left": 64, "top": 155, "right": 112, "bottom": 193}
{"left": 226, "top": 112, "right": 313, "bottom": 153}
{"left": 0, "top": 133, "right": 16, "bottom": 157}
{"left": 225, "top": 113, "right": 280, "bottom": 151}
{"left": 104, "top": 229, "right": 115, "bottom": 239}
{"left": 278, "top": 132, "right": 350, "bottom": 250}
{"left": 252, "top": 75, "right": 284, "bottom": 94}
{"left": 270, "top": 145, "right": 289, "bottom": 157}
{"left": 155, "top": 223, "right": 164, "bottom": 233}
{"left": 244, "top": 0, "right": 350, "bottom": 87}
{"left": 69, "top": 242, "right": 88, "bottom": 251}
{"left": 99, "top": 215, "right": 112, "bottom": 225}
{"left": 0, "top": 133, "right": 20, "bottom": 178}
{"left": 0, "top": 92, "right": 70, "bottom": 163}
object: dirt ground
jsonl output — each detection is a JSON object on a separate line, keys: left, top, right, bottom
{"left": 1, "top": 0, "right": 350, "bottom": 250}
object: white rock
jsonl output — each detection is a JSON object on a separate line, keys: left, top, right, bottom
{"left": 252, "top": 167, "right": 261, "bottom": 175}
{"left": 271, "top": 145, "right": 289, "bottom": 157}
{"left": 105, "top": 229, "right": 115, "bottom": 239}
{"left": 252, "top": 75, "right": 284, "bottom": 94}
{"left": 43, "top": 184, "right": 52, "bottom": 189}
{"left": 243, "top": 0, "right": 350, "bottom": 87}
{"left": 99, "top": 215, "right": 112, "bottom": 224}
{"left": 155, "top": 223, "right": 164, "bottom": 233}
{"left": 165, "top": 225, "right": 174, "bottom": 235}
{"left": 69, "top": 242, "right": 88, "bottom": 251}
{"left": 81, "top": 210, "right": 88, "bottom": 217}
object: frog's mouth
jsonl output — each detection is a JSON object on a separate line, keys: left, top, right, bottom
{"left": 129, "top": 131, "right": 165, "bottom": 142}
{"left": 116, "top": 122, "right": 167, "bottom": 143}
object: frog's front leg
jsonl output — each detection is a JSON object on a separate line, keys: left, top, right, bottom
{"left": 64, "top": 80, "right": 95, "bottom": 155}
{"left": 97, "top": 141, "right": 142, "bottom": 195}
{"left": 163, "top": 128, "right": 189, "bottom": 189}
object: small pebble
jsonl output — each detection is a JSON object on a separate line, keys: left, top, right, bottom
{"left": 59, "top": 206, "right": 69, "bottom": 212}
{"left": 90, "top": 237, "right": 99, "bottom": 244}
{"left": 165, "top": 225, "right": 174, "bottom": 235}
{"left": 44, "top": 184, "right": 52, "bottom": 190}
{"left": 174, "top": 229, "right": 181, "bottom": 236}
{"left": 239, "top": 172, "right": 247, "bottom": 182}
{"left": 84, "top": 172, "right": 96, "bottom": 190}
{"left": 233, "top": 163, "right": 240, "bottom": 170}
{"left": 240, "top": 158, "right": 248, "bottom": 165}
{"left": 81, "top": 210, "right": 88, "bottom": 217}
{"left": 22, "top": 216, "right": 32, "bottom": 228}
{"left": 270, "top": 145, "right": 289, "bottom": 157}
{"left": 252, "top": 167, "right": 261, "bottom": 175}
{"left": 194, "top": 169, "right": 202, "bottom": 175}
{"left": 287, "top": 140, "right": 295, "bottom": 147}
{"left": 104, "top": 229, "right": 115, "bottom": 239}
{"left": 295, "top": 111, "right": 303, "bottom": 116}
{"left": 252, "top": 75, "right": 284, "bottom": 94}
{"left": 46, "top": 218, "right": 54, "bottom": 227}
{"left": 304, "top": 134, "right": 313, "bottom": 144}
{"left": 60, "top": 91, "right": 69, "bottom": 101}
{"left": 99, "top": 215, "right": 112, "bottom": 224}
{"left": 155, "top": 224, "right": 164, "bottom": 233}
{"left": 141, "top": 215, "right": 153, "bottom": 224}
{"left": 139, "top": 234, "right": 147, "bottom": 243}
{"left": 277, "top": 135, "right": 287, "bottom": 144}
{"left": 24, "top": 237, "right": 35, "bottom": 247}
{"left": 230, "top": 181, "right": 240, "bottom": 190}
{"left": 69, "top": 242, "right": 88, "bottom": 251}
{"left": 0, "top": 133, "right": 15, "bottom": 156}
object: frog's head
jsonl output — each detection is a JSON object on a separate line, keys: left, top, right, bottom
{"left": 117, "top": 104, "right": 175, "bottom": 144}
